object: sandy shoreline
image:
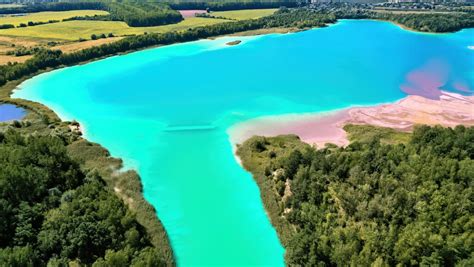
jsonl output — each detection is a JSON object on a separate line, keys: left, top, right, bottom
{"left": 229, "top": 91, "right": 474, "bottom": 148}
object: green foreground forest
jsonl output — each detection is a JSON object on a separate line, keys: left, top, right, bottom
{"left": 238, "top": 125, "right": 474, "bottom": 266}
{"left": 0, "top": 117, "right": 174, "bottom": 266}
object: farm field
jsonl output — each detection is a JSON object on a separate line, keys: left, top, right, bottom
{"left": 212, "top": 9, "right": 276, "bottom": 20}
{"left": 54, "top": 37, "right": 124, "bottom": 53}
{"left": 0, "top": 54, "right": 31, "bottom": 64}
{"left": 0, "top": 35, "right": 52, "bottom": 65}
{"left": 0, "top": 9, "right": 259, "bottom": 65}
{"left": 0, "top": 4, "right": 23, "bottom": 9}
{"left": 0, "top": 35, "right": 46, "bottom": 47}
{"left": 0, "top": 10, "right": 109, "bottom": 26}
{"left": 0, "top": 17, "right": 230, "bottom": 40}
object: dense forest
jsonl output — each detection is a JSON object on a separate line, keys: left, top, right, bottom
{"left": 330, "top": 7, "right": 474, "bottom": 33}
{"left": 238, "top": 125, "right": 474, "bottom": 266}
{"left": 0, "top": 129, "right": 171, "bottom": 266}
{"left": 0, "top": 2, "right": 105, "bottom": 14}
{"left": 105, "top": 2, "right": 182, "bottom": 27}
{"left": 0, "top": 1, "right": 183, "bottom": 27}
{"left": 168, "top": 1, "right": 297, "bottom": 11}
{"left": 0, "top": 9, "right": 335, "bottom": 87}
{"left": 368, "top": 12, "right": 474, "bottom": 33}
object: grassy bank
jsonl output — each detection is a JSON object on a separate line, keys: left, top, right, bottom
{"left": 0, "top": 75, "right": 60, "bottom": 121}
{"left": 343, "top": 124, "right": 412, "bottom": 144}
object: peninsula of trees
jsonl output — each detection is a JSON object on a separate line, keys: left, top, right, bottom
{"left": 238, "top": 125, "right": 474, "bottom": 266}
{"left": 0, "top": 115, "right": 174, "bottom": 266}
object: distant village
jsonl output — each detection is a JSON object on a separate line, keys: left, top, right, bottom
{"left": 1, "top": 0, "right": 473, "bottom": 4}
{"left": 307, "top": 1, "right": 472, "bottom": 12}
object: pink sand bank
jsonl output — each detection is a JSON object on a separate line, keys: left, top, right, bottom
{"left": 179, "top": 10, "right": 207, "bottom": 18}
{"left": 228, "top": 91, "right": 474, "bottom": 148}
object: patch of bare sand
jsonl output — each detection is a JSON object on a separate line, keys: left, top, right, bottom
{"left": 0, "top": 35, "right": 48, "bottom": 47}
{"left": 0, "top": 54, "right": 32, "bottom": 65}
{"left": 54, "top": 37, "right": 123, "bottom": 53}
{"left": 229, "top": 92, "right": 474, "bottom": 148}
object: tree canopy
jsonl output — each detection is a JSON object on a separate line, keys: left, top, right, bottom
{"left": 0, "top": 1, "right": 183, "bottom": 27}
{"left": 238, "top": 125, "right": 474, "bottom": 266}
{"left": 0, "top": 130, "right": 168, "bottom": 266}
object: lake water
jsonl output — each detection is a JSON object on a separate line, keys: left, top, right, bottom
{"left": 13, "top": 20, "right": 473, "bottom": 266}
{"left": 0, "top": 104, "right": 26, "bottom": 122}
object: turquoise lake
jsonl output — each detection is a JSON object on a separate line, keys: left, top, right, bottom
{"left": 13, "top": 20, "right": 473, "bottom": 266}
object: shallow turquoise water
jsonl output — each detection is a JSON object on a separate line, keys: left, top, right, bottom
{"left": 13, "top": 20, "right": 473, "bottom": 266}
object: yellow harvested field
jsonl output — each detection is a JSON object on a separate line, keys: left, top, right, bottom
{"left": 0, "top": 17, "right": 230, "bottom": 40}
{"left": 54, "top": 37, "right": 123, "bottom": 53}
{"left": 0, "top": 35, "right": 48, "bottom": 47}
{"left": 0, "top": 54, "right": 32, "bottom": 65}
{"left": 0, "top": 45, "right": 14, "bottom": 53}
{"left": 0, "top": 10, "right": 109, "bottom": 26}
{"left": 212, "top": 9, "right": 276, "bottom": 20}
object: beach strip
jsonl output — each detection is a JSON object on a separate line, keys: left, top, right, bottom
{"left": 229, "top": 91, "right": 474, "bottom": 148}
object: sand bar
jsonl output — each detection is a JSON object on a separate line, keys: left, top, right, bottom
{"left": 229, "top": 91, "right": 474, "bottom": 148}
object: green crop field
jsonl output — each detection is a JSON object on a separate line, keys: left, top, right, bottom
{"left": 0, "top": 10, "right": 109, "bottom": 26}
{"left": 0, "top": 17, "right": 230, "bottom": 40}
{"left": 212, "top": 9, "right": 276, "bottom": 20}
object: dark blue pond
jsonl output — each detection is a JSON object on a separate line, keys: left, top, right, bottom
{"left": 0, "top": 104, "right": 26, "bottom": 122}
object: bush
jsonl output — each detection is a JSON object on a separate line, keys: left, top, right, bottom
{"left": 0, "top": 24, "right": 14, "bottom": 29}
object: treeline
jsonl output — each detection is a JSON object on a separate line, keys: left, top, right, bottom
{"left": 0, "top": 130, "right": 168, "bottom": 266}
{"left": 238, "top": 125, "right": 474, "bottom": 266}
{"left": 0, "top": 2, "right": 105, "bottom": 15}
{"left": 0, "top": 1, "right": 183, "bottom": 27}
{"left": 6, "top": 46, "right": 50, "bottom": 57}
{"left": 0, "top": 9, "right": 335, "bottom": 87}
{"left": 370, "top": 12, "right": 474, "bottom": 33}
{"left": 0, "top": 24, "right": 15, "bottom": 29}
{"left": 17, "top": 20, "right": 60, "bottom": 28}
{"left": 332, "top": 8, "right": 474, "bottom": 32}
{"left": 105, "top": 2, "right": 183, "bottom": 27}
{"left": 168, "top": 1, "right": 298, "bottom": 11}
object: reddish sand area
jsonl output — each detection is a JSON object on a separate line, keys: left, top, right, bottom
{"left": 228, "top": 91, "right": 474, "bottom": 148}
{"left": 179, "top": 10, "right": 207, "bottom": 18}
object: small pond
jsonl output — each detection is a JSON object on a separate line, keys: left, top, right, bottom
{"left": 0, "top": 104, "right": 26, "bottom": 122}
